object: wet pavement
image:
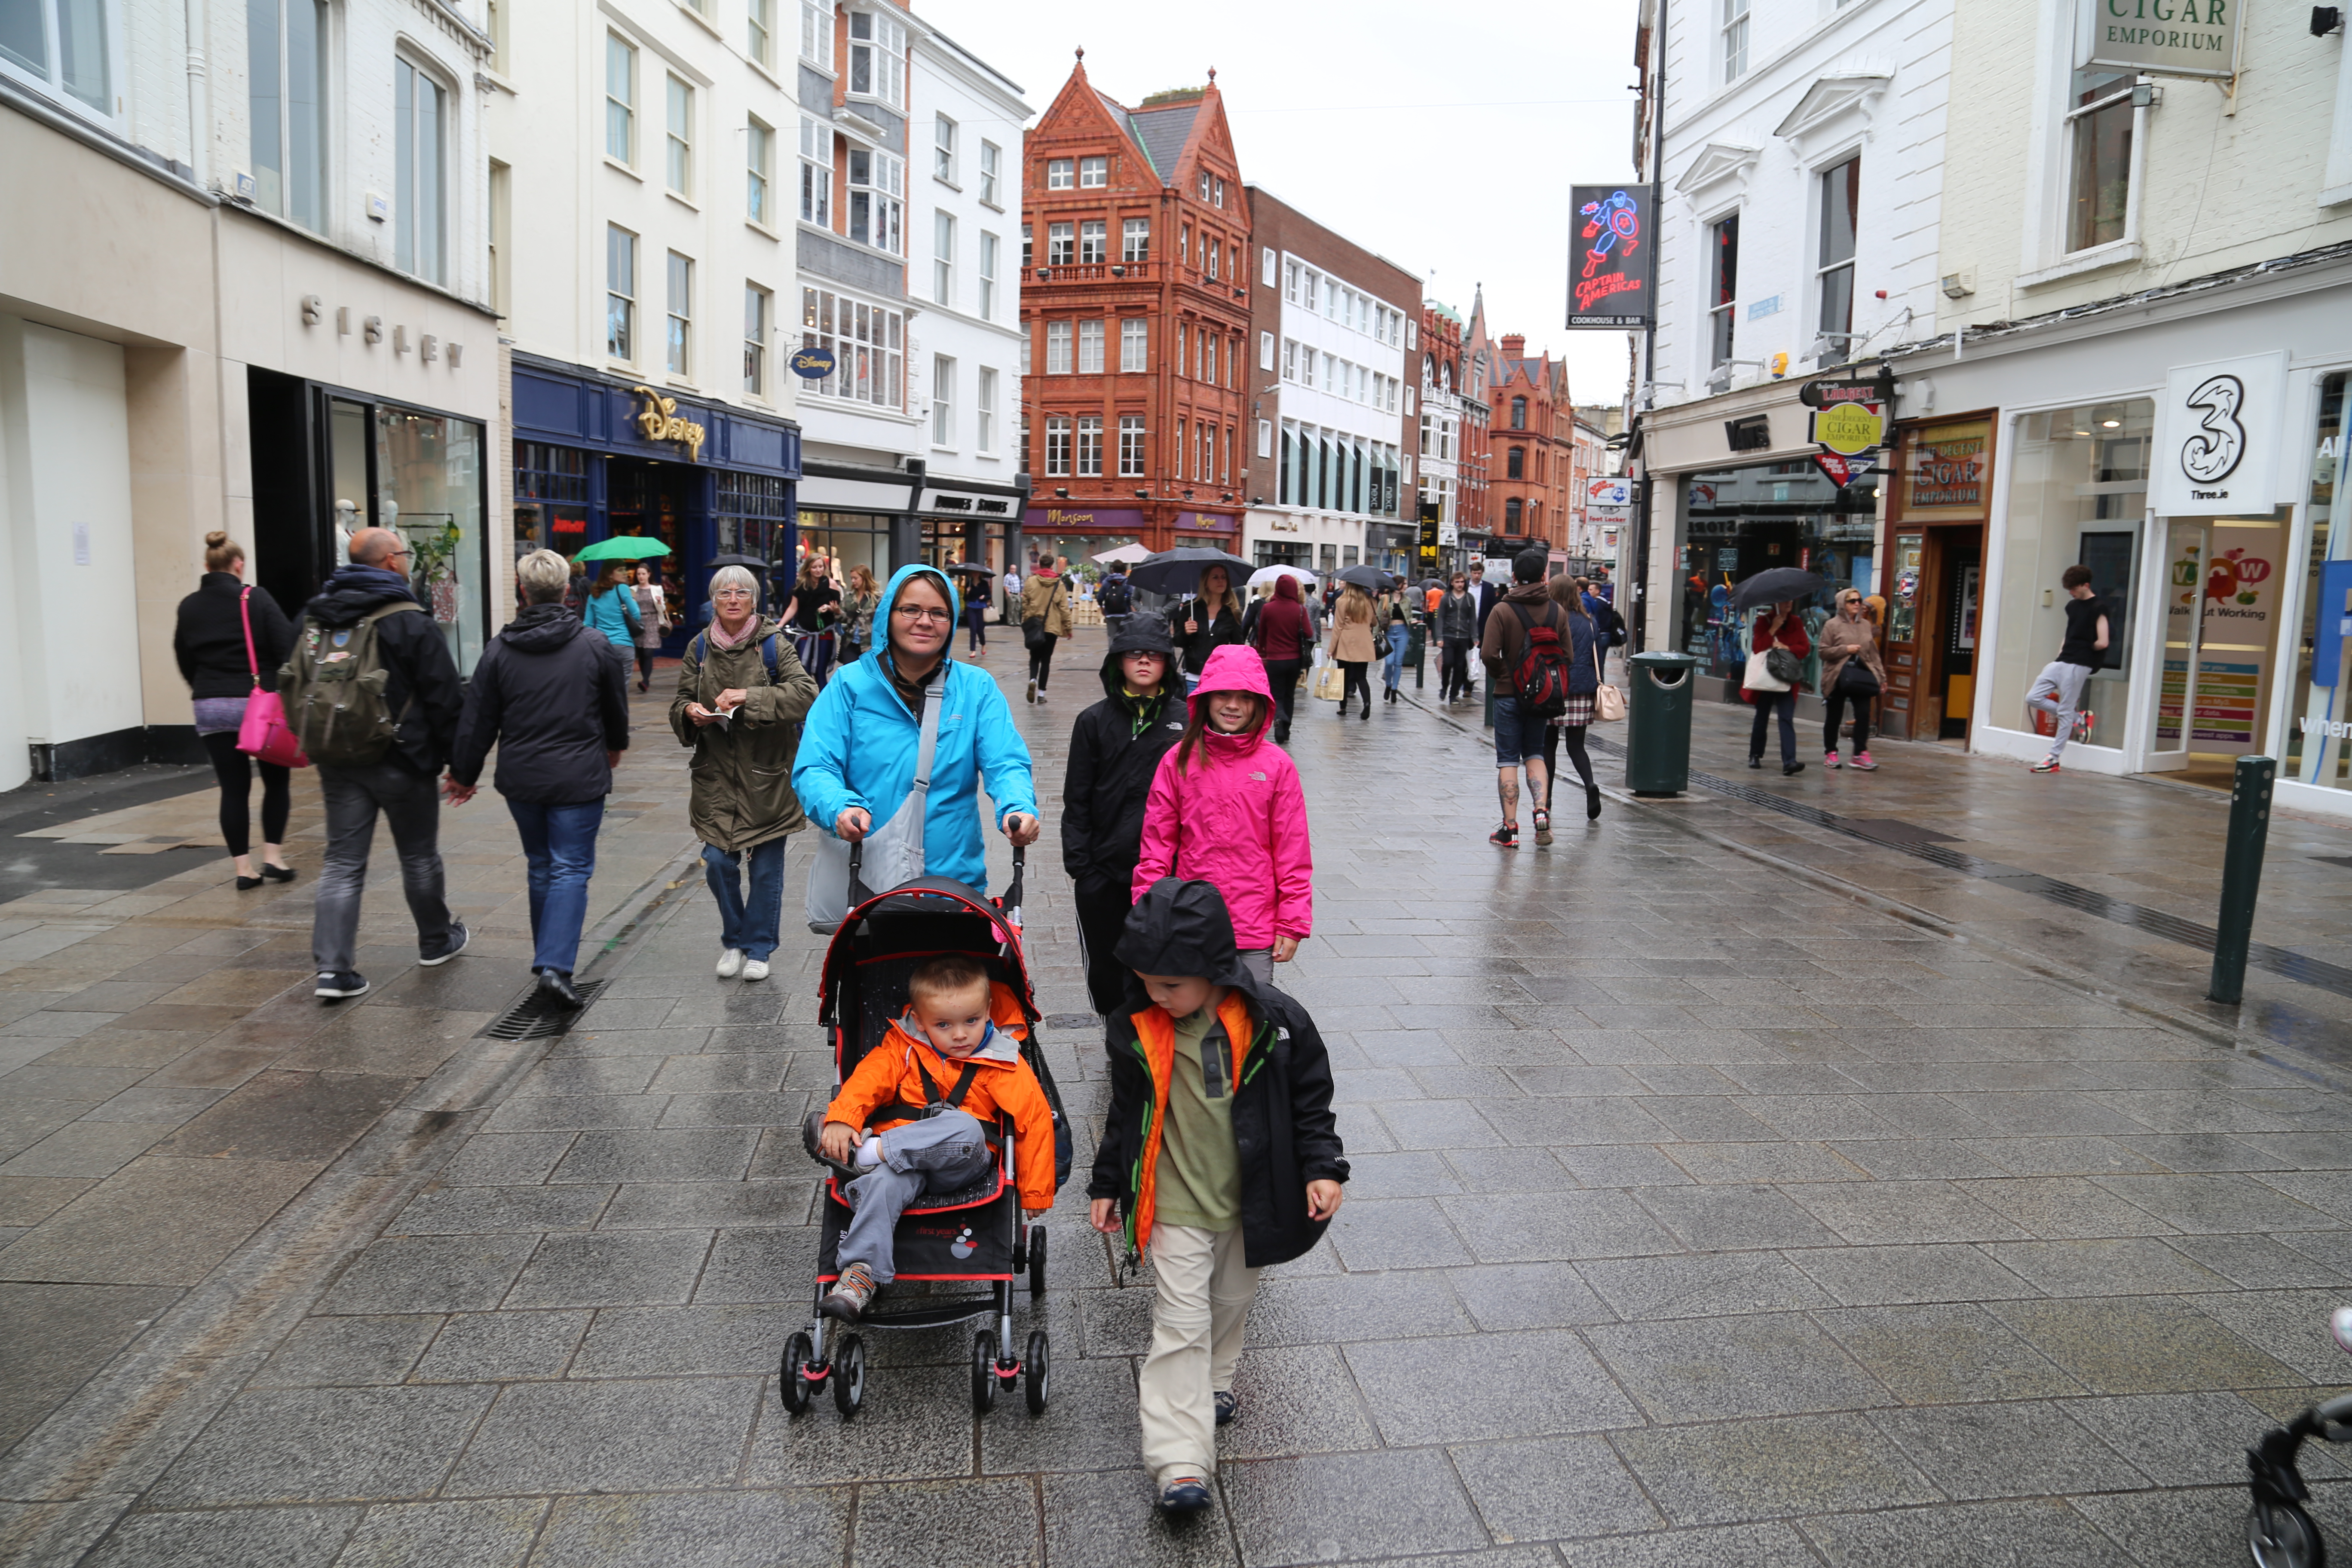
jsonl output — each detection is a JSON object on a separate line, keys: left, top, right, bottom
{"left": 5, "top": 629, "right": 2352, "bottom": 1567}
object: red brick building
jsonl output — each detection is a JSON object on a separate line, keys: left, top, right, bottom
{"left": 1017, "top": 57, "right": 1250, "bottom": 566}
{"left": 1487, "top": 334, "right": 1577, "bottom": 554}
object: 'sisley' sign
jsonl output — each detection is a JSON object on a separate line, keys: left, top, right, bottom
{"left": 2078, "top": 0, "right": 2242, "bottom": 79}
{"left": 630, "top": 386, "right": 707, "bottom": 461}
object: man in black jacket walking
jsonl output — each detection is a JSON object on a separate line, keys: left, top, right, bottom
{"left": 1060, "top": 618, "right": 1186, "bottom": 1015}
{"left": 447, "top": 549, "right": 631, "bottom": 1008}
{"left": 300, "top": 528, "right": 469, "bottom": 1000}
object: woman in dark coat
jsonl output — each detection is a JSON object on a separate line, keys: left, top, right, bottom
{"left": 1167, "top": 564, "right": 1245, "bottom": 689}
{"left": 1435, "top": 571, "right": 1477, "bottom": 701}
{"left": 1538, "top": 573, "right": 1607, "bottom": 833}
{"left": 1061, "top": 617, "right": 1185, "bottom": 1014}
{"left": 172, "top": 532, "right": 296, "bottom": 889}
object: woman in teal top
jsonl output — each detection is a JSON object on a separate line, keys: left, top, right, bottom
{"left": 582, "top": 561, "right": 640, "bottom": 650}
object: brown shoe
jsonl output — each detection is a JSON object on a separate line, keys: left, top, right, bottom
{"left": 820, "top": 1262, "right": 878, "bottom": 1322}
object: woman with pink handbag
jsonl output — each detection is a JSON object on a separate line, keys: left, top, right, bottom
{"left": 173, "top": 532, "right": 300, "bottom": 890}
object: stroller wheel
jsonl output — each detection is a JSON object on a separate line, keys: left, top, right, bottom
{"left": 1028, "top": 1227, "right": 1047, "bottom": 1298}
{"left": 779, "top": 1331, "right": 815, "bottom": 1415}
{"left": 2251, "top": 1500, "right": 2326, "bottom": 1568}
{"left": 1025, "top": 1330, "right": 1050, "bottom": 1416}
{"left": 972, "top": 1330, "right": 999, "bottom": 1415}
{"left": 832, "top": 1335, "right": 866, "bottom": 1419}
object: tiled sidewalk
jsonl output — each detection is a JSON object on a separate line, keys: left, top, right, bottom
{"left": 6, "top": 634, "right": 2352, "bottom": 1567}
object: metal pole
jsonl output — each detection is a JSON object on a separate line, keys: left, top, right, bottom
{"left": 2208, "top": 753, "right": 2276, "bottom": 1005}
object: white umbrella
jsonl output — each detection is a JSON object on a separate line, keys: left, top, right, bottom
{"left": 1091, "top": 542, "right": 1152, "bottom": 565}
{"left": 1246, "top": 564, "right": 1317, "bottom": 589}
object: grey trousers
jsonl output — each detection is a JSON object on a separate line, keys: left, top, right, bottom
{"left": 837, "top": 1108, "right": 995, "bottom": 1283}
{"left": 2026, "top": 660, "right": 2093, "bottom": 757}
{"left": 312, "top": 760, "right": 455, "bottom": 973}
{"left": 1236, "top": 949, "right": 1275, "bottom": 989}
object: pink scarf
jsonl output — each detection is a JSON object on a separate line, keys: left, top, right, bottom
{"left": 708, "top": 614, "right": 759, "bottom": 649}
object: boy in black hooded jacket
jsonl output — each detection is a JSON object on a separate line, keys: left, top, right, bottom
{"left": 1090, "top": 878, "right": 1348, "bottom": 1514}
{"left": 1061, "top": 618, "right": 1187, "bottom": 1014}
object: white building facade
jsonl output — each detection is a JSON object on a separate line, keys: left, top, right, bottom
{"left": 1, "top": 0, "right": 498, "bottom": 786}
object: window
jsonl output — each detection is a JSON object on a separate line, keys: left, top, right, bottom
{"left": 1282, "top": 339, "right": 1298, "bottom": 381}
{"left": 1123, "top": 217, "right": 1150, "bottom": 261}
{"left": 1816, "top": 155, "right": 1860, "bottom": 340}
{"left": 1213, "top": 176, "right": 1225, "bottom": 207}
{"left": 1257, "top": 419, "right": 1272, "bottom": 459}
{"left": 1262, "top": 246, "right": 1277, "bottom": 287}
{"left": 1046, "top": 320, "right": 1072, "bottom": 374}
{"left": 932, "top": 355, "right": 954, "bottom": 444}
{"left": 847, "top": 147, "right": 903, "bottom": 253}
{"left": 1177, "top": 325, "right": 1187, "bottom": 377}
{"left": 1079, "top": 219, "right": 1106, "bottom": 263}
{"left": 1510, "top": 396, "right": 1527, "bottom": 430}
{"left": 1507, "top": 447, "right": 1525, "bottom": 480}
{"left": 977, "top": 368, "right": 996, "bottom": 452}
{"left": 1200, "top": 333, "right": 1214, "bottom": 383}
{"left": 978, "top": 232, "right": 998, "bottom": 319}
{"left": 1080, "top": 155, "right": 1107, "bottom": 187}
{"left": 394, "top": 59, "right": 446, "bottom": 284}
{"left": 1119, "top": 416, "right": 1146, "bottom": 476}
{"left": 1197, "top": 171, "right": 1210, "bottom": 201}
{"left": 933, "top": 210, "right": 954, "bottom": 304}
{"left": 798, "top": 286, "right": 904, "bottom": 407}
{"left": 1721, "top": 0, "right": 1749, "bottom": 82}
{"left": 1176, "top": 418, "right": 1187, "bottom": 478}
{"left": 1045, "top": 416, "right": 1072, "bottom": 475}
{"left": 2067, "top": 70, "right": 2134, "bottom": 253}
{"left": 1179, "top": 225, "right": 1190, "bottom": 264}
{"left": 605, "top": 34, "right": 635, "bottom": 162}
{"left": 607, "top": 226, "right": 637, "bottom": 360}
{"left": 1708, "top": 212, "right": 1739, "bottom": 366}
{"left": 1120, "top": 318, "right": 1148, "bottom": 373}
{"left": 1259, "top": 331, "right": 1273, "bottom": 371}
{"left": 934, "top": 113, "right": 957, "bottom": 182}
{"left": 485, "top": 0, "right": 504, "bottom": 71}
{"left": 248, "top": 0, "right": 327, "bottom": 229}
{"left": 748, "top": 0, "right": 772, "bottom": 67}
{"left": 1047, "top": 157, "right": 1073, "bottom": 190}
{"left": 5, "top": 0, "right": 113, "bottom": 116}
{"left": 1322, "top": 353, "right": 1335, "bottom": 391}
{"left": 666, "top": 252, "right": 692, "bottom": 375}
{"left": 1047, "top": 221, "right": 1073, "bottom": 265}
{"left": 979, "top": 141, "right": 1001, "bottom": 205}
{"left": 1207, "top": 239, "right": 1219, "bottom": 280}
{"left": 797, "top": 116, "right": 830, "bottom": 225}
{"left": 1285, "top": 260, "right": 1301, "bottom": 302}
{"left": 746, "top": 119, "right": 772, "bottom": 225}
{"left": 1078, "top": 318, "right": 1104, "bottom": 374}
{"left": 488, "top": 160, "right": 510, "bottom": 316}
{"left": 798, "top": 0, "right": 830, "bottom": 66}
{"left": 666, "top": 76, "right": 692, "bottom": 194}
{"left": 1022, "top": 224, "right": 1031, "bottom": 267}
{"left": 845, "top": 9, "right": 904, "bottom": 108}
{"left": 1504, "top": 497, "right": 1523, "bottom": 533}
{"left": 1077, "top": 416, "right": 1103, "bottom": 477}
{"left": 744, "top": 284, "right": 769, "bottom": 395}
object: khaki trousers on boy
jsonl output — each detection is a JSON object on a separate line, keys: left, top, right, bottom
{"left": 1138, "top": 1221, "right": 1260, "bottom": 1484}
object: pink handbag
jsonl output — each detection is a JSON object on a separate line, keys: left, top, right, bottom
{"left": 233, "top": 586, "right": 309, "bottom": 769}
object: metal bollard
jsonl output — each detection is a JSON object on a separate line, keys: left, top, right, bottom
{"left": 2208, "top": 754, "right": 2277, "bottom": 1005}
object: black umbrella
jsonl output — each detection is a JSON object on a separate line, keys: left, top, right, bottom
{"left": 707, "top": 553, "right": 769, "bottom": 570}
{"left": 1127, "top": 546, "right": 1253, "bottom": 597}
{"left": 1336, "top": 564, "right": 1391, "bottom": 591}
{"left": 940, "top": 561, "right": 996, "bottom": 578}
{"left": 1728, "top": 567, "right": 1827, "bottom": 615}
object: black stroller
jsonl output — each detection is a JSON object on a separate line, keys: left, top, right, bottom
{"left": 2248, "top": 1306, "right": 2352, "bottom": 1565}
{"left": 777, "top": 845, "right": 1069, "bottom": 1420}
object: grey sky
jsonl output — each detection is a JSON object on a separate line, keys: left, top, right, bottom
{"left": 919, "top": 0, "right": 1643, "bottom": 407}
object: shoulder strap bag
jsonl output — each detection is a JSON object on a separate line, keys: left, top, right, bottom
{"left": 1591, "top": 633, "right": 1626, "bottom": 723}
{"left": 233, "top": 587, "right": 310, "bottom": 768}
{"left": 805, "top": 665, "right": 945, "bottom": 933}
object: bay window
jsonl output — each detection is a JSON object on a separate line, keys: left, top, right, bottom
{"left": 847, "top": 147, "right": 903, "bottom": 254}
{"left": 799, "top": 286, "right": 904, "bottom": 408}
{"left": 845, "top": 9, "right": 904, "bottom": 108}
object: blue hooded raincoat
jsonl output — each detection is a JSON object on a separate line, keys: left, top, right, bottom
{"left": 790, "top": 564, "right": 1037, "bottom": 890}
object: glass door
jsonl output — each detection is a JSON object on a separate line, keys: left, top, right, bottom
{"left": 2149, "top": 518, "right": 2206, "bottom": 771}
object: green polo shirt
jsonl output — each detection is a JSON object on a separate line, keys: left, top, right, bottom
{"left": 1154, "top": 1004, "right": 1243, "bottom": 1231}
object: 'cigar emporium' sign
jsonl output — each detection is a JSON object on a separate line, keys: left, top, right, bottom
{"left": 1567, "top": 187, "right": 1655, "bottom": 330}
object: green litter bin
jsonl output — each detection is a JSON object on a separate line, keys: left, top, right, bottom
{"left": 1625, "top": 651, "right": 1700, "bottom": 796}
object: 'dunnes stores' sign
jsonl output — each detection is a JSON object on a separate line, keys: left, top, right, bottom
{"left": 2079, "top": 0, "right": 2241, "bottom": 79}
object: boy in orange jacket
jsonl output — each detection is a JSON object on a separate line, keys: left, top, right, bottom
{"left": 813, "top": 953, "right": 1056, "bottom": 1321}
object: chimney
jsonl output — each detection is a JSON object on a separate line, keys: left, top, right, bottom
{"left": 1500, "top": 334, "right": 1526, "bottom": 358}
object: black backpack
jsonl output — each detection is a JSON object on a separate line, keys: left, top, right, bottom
{"left": 1098, "top": 574, "right": 1132, "bottom": 616}
{"left": 1508, "top": 602, "right": 1572, "bottom": 717}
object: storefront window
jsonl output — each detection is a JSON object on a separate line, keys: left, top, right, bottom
{"left": 1988, "top": 399, "right": 2150, "bottom": 748}
{"left": 716, "top": 471, "right": 791, "bottom": 566}
{"left": 2283, "top": 374, "right": 2349, "bottom": 790}
{"left": 514, "top": 441, "right": 588, "bottom": 558}
{"left": 374, "top": 405, "right": 486, "bottom": 671}
{"left": 1677, "top": 459, "right": 1876, "bottom": 682}
{"left": 795, "top": 510, "right": 888, "bottom": 605}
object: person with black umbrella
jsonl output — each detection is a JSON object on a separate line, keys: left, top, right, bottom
{"left": 1727, "top": 567, "right": 1823, "bottom": 776}
{"left": 1167, "top": 562, "right": 1245, "bottom": 690}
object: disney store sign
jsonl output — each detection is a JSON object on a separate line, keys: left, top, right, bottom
{"left": 2151, "top": 352, "right": 2284, "bottom": 517}
{"left": 629, "top": 386, "right": 707, "bottom": 461}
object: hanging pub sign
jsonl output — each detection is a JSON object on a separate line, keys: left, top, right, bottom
{"left": 1567, "top": 186, "right": 1655, "bottom": 329}
{"left": 2150, "top": 350, "right": 2288, "bottom": 515}
{"left": 2078, "top": 0, "right": 2244, "bottom": 80}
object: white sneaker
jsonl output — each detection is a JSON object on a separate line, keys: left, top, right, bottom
{"left": 741, "top": 959, "right": 770, "bottom": 982}
{"left": 715, "top": 948, "right": 745, "bottom": 979}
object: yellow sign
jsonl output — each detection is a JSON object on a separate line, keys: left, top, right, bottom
{"left": 1814, "top": 402, "right": 1884, "bottom": 457}
{"left": 630, "top": 386, "right": 707, "bottom": 461}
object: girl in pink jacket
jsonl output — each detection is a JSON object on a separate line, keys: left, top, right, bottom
{"left": 1132, "top": 643, "right": 1314, "bottom": 986}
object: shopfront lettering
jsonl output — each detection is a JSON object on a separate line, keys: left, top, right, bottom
{"left": 2085, "top": 0, "right": 2238, "bottom": 77}
{"left": 630, "top": 386, "right": 707, "bottom": 461}
{"left": 2302, "top": 717, "right": 2352, "bottom": 741}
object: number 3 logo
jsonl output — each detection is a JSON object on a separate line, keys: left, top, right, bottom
{"left": 2180, "top": 374, "right": 2246, "bottom": 483}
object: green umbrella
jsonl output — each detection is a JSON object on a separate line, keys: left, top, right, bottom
{"left": 573, "top": 536, "right": 672, "bottom": 564}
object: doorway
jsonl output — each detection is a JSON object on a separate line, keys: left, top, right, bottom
{"left": 1934, "top": 531, "right": 1981, "bottom": 740}
{"left": 2147, "top": 509, "right": 2291, "bottom": 789}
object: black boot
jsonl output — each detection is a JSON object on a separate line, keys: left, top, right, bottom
{"left": 1586, "top": 785, "right": 1603, "bottom": 821}
{"left": 537, "top": 969, "right": 583, "bottom": 1010}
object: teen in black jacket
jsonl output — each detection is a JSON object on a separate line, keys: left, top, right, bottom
{"left": 1062, "top": 618, "right": 1186, "bottom": 1014}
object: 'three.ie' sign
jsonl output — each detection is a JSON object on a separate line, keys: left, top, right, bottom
{"left": 2078, "top": 0, "right": 2242, "bottom": 79}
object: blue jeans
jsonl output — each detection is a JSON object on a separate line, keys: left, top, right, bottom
{"left": 507, "top": 797, "right": 605, "bottom": 974}
{"left": 1492, "top": 695, "right": 1542, "bottom": 766}
{"left": 1382, "top": 635, "right": 1406, "bottom": 690}
{"left": 703, "top": 838, "right": 787, "bottom": 961}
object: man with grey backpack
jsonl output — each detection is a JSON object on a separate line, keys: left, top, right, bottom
{"left": 284, "top": 528, "right": 469, "bottom": 1001}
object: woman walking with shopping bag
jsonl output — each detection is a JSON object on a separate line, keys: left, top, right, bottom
{"left": 1817, "top": 588, "right": 1886, "bottom": 770}
{"left": 1327, "top": 584, "right": 1377, "bottom": 720}
{"left": 1020, "top": 557, "right": 1074, "bottom": 702}
{"left": 173, "top": 532, "right": 300, "bottom": 889}
{"left": 1744, "top": 601, "right": 1810, "bottom": 775}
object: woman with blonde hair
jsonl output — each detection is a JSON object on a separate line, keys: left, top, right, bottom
{"left": 173, "top": 532, "right": 297, "bottom": 889}
{"left": 840, "top": 563, "right": 881, "bottom": 664}
{"left": 1328, "top": 583, "right": 1377, "bottom": 720}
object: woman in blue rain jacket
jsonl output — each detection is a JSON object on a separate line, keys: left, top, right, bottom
{"left": 792, "top": 563, "right": 1040, "bottom": 891}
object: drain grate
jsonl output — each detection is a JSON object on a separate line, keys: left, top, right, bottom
{"left": 1041, "top": 1012, "right": 1096, "bottom": 1032}
{"left": 482, "top": 980, "right": 610, "bottom": 1041}
{"left": 1840, "top": 818, "right": 1961, "bottom": 845}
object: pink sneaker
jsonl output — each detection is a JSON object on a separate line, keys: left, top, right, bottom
{"left": 1824, "top": 751, "right": 1842, "bottom": 769}
{"left": 1849, "top": 751, "right": 1878, "bottom": 771}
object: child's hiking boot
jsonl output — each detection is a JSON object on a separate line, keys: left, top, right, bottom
{"left": 1158, "top": 1476, "right": 1213, "bottom": 1514}
{"left": 1214, "top": 1390, "right": 1237, "bottom": 1426}
{"left": 820, "top": 1263, "right": 877, "bottom": 1322}
{"left": 1488, "top": 822, "right": 1518, "bottom": 849}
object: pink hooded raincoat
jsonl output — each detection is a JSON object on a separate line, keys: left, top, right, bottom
{"left": 1131, "top": 643, "right": 1314, "bottom": 949}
